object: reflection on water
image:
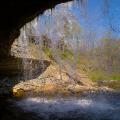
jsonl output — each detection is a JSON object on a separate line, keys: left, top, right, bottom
{"left": 3, "top": 93, "right": 119, "bottom": 120}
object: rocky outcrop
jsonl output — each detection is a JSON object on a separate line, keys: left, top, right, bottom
{"left": 0, "top": 59, "right": 51, "bottom": 96}
{"left": 13, "top": 63, "right": 112, "bottom": 97}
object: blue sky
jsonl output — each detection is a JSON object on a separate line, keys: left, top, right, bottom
{"left": 70, "top": 0, "right": 120, "bottom": 39}
{"left": 38, "top": 0, "right": 120, "bottom": 40}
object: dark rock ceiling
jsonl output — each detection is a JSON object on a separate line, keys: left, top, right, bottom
{"left": 0, "top": 0, "right": 73, "bottom": 56}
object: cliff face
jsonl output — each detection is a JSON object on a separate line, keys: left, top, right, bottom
{"left": 0, "top": 0, "right": 72, "bottom": 57}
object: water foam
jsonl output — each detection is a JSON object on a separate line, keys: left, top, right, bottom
{"left": 15, "top": 97, "right": 120, "bottom": 120}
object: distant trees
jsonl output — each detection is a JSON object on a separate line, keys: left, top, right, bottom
{"left": 77, "top": 37, "right": 120, "bottom": 81}
{"left": 96, "top": 38, "right": 120, "bottom": 73}
{"left": 41, "top": 34, "right": 52, "bottom": 48}
{"left": 15, "top": 1, "right": 120, "bottom": 82}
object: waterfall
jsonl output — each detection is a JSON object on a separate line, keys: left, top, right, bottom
{"left": 11, "top": 0, "right": 117, "bottom": 89}
{"left": 10, "top": 0, "right": 97, "bottom": 87}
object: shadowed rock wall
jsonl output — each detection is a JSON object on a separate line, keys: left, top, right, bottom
{"left": 0, "top": 0, "right": 72, "bottom": 57}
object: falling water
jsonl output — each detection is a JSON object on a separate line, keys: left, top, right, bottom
{"left": 10, "top": 0, "right": 120, "bottom": 89}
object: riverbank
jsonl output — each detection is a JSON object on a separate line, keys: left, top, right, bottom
{"left": 12, "top": 62, "right": 112, "bottom": 98}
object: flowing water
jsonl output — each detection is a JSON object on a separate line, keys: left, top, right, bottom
{"left": 1, "top": 92, "right": 120, "bottom": 120}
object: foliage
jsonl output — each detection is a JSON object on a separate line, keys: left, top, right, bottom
{"left": 78, "top": 38, "right": 120, "bottom": 84}
{"left": 42, "top": 47, "right": 53, "bottom": 59}
{"left": 59, "top": 49, "right": 74, "bottom": 61}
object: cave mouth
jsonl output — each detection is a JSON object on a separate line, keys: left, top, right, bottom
{"left": 10, "top": 0, "right": 120, "bottom": 84}
{"left": 11, "top": 0, "right": 120, "bottom": 92}
{"left": 10, "top": 1, "right": 83, "bottom": 78}
{"left": 10, "top": 0, "right": 114, "bottom": 78}
{"left": 8, "top": 0, "right": 120, "bottom": 85}
{"left": 1, "top": 1, "right": 120, "bottom": 120}
{"left": 1, "top": 0, "right": 120, "bottom": 96}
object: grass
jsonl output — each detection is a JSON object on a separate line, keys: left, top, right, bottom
{"left": 87, "top": 70, "right": 120, "bottom": 89}
{"left": 59, "top": 49, "right": 74, "bottom": 61}
{"left": 42, "top": 47, "right": 53, "bottom": 60}
{"left": 88, "top": 70, "right": 110, "bottom": 82}
{"left": 88, "top": 70, "right": 120, "bottom": 82}
{"left": 88, "top": 70, "right": 120, "bottom": 81}
{"left": 111, "top": 74, "right": 120, "bottom": 81}
{"left": 43, "top": 46, "right": 74, "bottom": 62}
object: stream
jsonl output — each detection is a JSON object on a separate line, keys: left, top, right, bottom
{"left": 1, "top": 92, "right": 120, "bottom": 120}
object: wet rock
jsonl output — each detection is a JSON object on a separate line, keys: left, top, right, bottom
{"left": 0, "top": 77, "right": 16, "bottom": 96}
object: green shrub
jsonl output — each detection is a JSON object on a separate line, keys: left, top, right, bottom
{"left": 60, "top": 50, "right": 74, "bottom": 61}
{"left": 43, "top": 47, "right": 53, "bottom": 59}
